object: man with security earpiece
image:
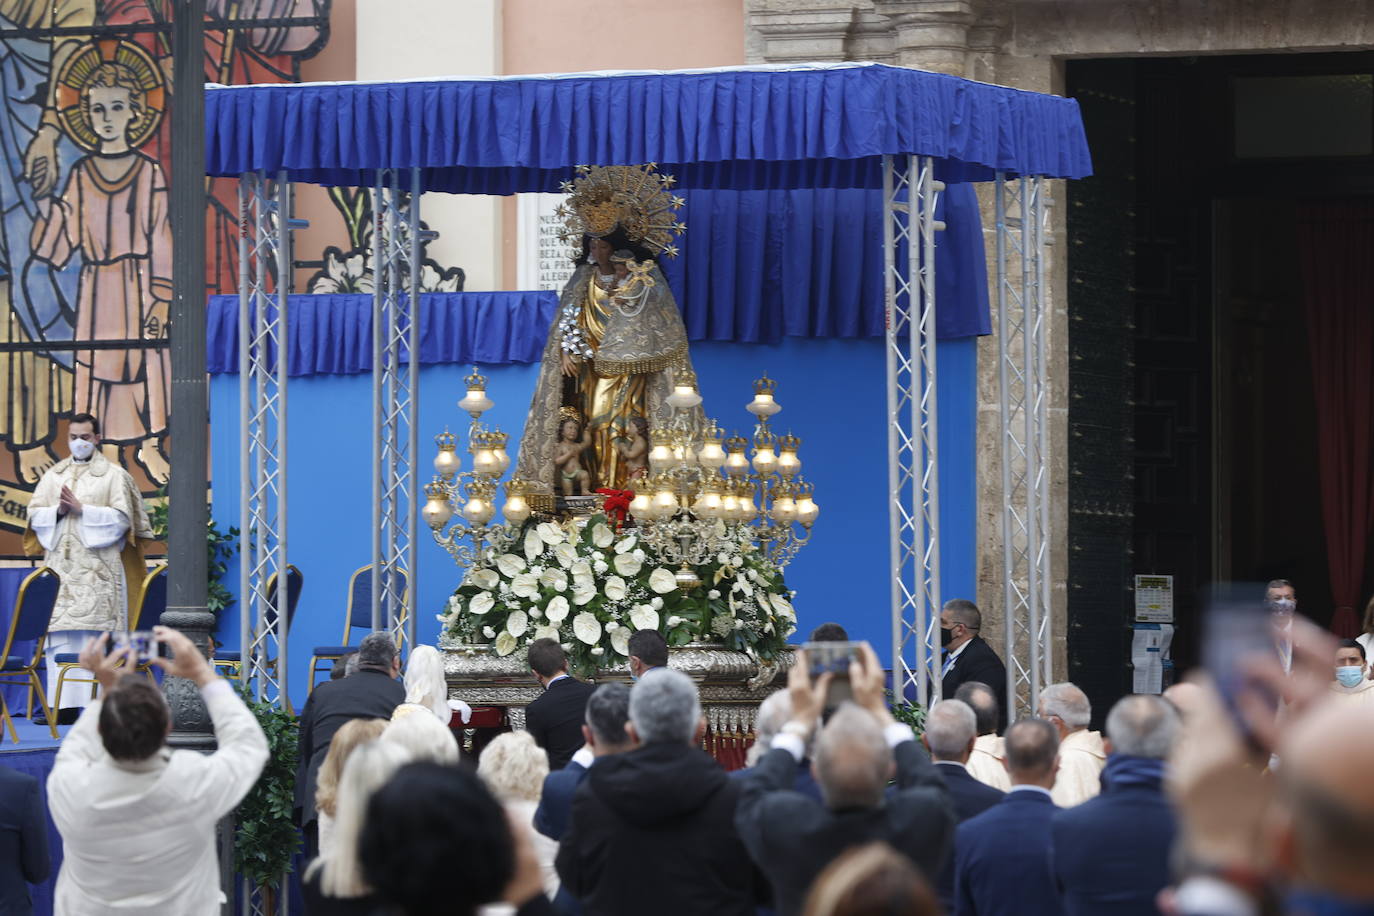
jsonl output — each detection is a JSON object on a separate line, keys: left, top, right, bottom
{"left": 24, "top": 413, "right": 153, "bottom": 723}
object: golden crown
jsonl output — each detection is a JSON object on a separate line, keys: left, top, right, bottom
{"left": 556, "top": 163, "right": 687, "bottom": 259}
{"left": 557, "top": 406, "right": 584, "bottom": 425}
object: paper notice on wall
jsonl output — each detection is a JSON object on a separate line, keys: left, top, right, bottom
{"left": 1131, "top": 624, "right": 1174, "bottom": 694}
{"left": 1134, "top": 575, "right": 1174, "bottom": 622}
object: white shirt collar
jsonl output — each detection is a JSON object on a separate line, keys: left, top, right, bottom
{"left": 1009, "top": 784, "right": 1053, "bottom": 798}
{"left": 546, "top": 673, "right": 569, "bottom": 688}
{"left": 933, "top": 760, "right": 967, "bottom": 771}
{"left": 946, "top": 638, "right": 973, "bottom": 661}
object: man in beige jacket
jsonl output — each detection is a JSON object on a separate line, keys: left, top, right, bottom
{"left": 955, "top": 681, "right": 1011, "bottom": 791}
{"left": 47, "top": 627, "right": 268, "bottom": 915}
{"left": 1039, "top": 681, "right": 1105, "bottom": 807}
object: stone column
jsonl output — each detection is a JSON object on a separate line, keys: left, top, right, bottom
{"left": 745, "top": 2, "right": 860, "bottom": 64}
{"left": 871, "top": 0, "right": 975, "bottom": 75}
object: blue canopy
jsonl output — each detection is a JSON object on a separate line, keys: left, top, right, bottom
{"left": 205, "top": 62, "right": 1091, "bottom": 192}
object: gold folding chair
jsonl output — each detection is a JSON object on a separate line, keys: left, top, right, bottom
{"left": 53, "top": 563, "right": 166, "bottom": 711}
{"left": 308, "top": 564, "right": 409, "bottom": 694}
{"left": 216, "top": 565, "right": 304, "bottom": 712}
{"left": 0, "top": 568, "right": 60, "bottom": 743}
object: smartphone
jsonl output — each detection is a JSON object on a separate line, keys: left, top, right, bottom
{"left": 803, "top": 641, "right": 861, "bottom": 712}
{"left": 105, "top": 630, "right": 171, "bottom": 664}
{"left": 1201, "top": 584, "right": 1279, "bottom": 748}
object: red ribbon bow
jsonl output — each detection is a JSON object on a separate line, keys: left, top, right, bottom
{"left": 596, "top": 488, "right": 634, "bottom": 530}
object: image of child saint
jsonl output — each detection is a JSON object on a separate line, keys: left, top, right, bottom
{"left": 30, "top": 49, "right": 172, "bottom": 483}
{"left": 554, "top": 414, "right": 591, "bottom": 497}
{"left": 613, "top": 416, "right": 650, "bottom": 483}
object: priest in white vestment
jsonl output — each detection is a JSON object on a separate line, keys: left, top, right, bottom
{"left": 23, "top": 413, "right": 153, "bottom": 714}
{"left": 966, "top": 733, "right": 1011, "bottom": 791}
{"left": 1039, "top": 681, "right": 1106, "bottom": 807}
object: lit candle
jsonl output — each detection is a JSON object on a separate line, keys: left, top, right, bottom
{"left": 458, "top": 367, "right": 495, "bottom": 416}
{"left": 433, "top": 430, "right": 461, "bottom": 478}
{"left": 422, "top": 493, "right": 453, "bottom": 529}
{"left": 771, "top": 494, "right": 798, "bottom": 524}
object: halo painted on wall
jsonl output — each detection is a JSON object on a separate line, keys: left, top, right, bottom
{"left": 54, "top": 39, "right": 166, "bottom": 154}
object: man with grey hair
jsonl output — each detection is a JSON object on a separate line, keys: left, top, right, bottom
{"left": 556, "top": 669, "right": 761, "bottom": 915}
{"left": 1038, "top": 681, "right": 1105, "bottom": 807}
{"left": 736, "top": 643, "right": 954, "bottom": 916}
{"left": 1053, "top": 694, "right": 1180, "bottom": 915}
{"left": 940, "top": 599, "right": 1009, "bottom": 732}
{"left": 924, "top": 700, "right": 1004, "bottom": 911}
{"left": 293, "top": 631, "right": 404, "bottom": 857}
{"left": 730, "top": 689, "right": 823, "bottom": 801}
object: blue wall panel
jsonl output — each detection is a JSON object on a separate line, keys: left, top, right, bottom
{"left": 209, "top": 337, "right": 977, "bottom": 705}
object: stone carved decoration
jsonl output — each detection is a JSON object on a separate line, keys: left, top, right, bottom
{"left": 160, "top": 608, "right": 217, "bottom": 749}
{"left": 443, "top": 640, "right": 793, "bottom": 736}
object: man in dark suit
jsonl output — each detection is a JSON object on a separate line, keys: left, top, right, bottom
{"left": 924, "top": 699, "right": 1004, "bottom": 911}
{"left": 525, "top": 638, "right": 596, "bottom": 771}
{"left": 736, "top": 643, "right": 954, "bottom": 916}
{"left": 0, "top": 764, "right": 49, "bottom": 916}
{"left": 535, "top": 683, "right": 635, "bottom": 916}
{"left": 940, "top": 600, "right": 1009, "bottom": 733}
{"left": 294, "top": 631, "right": 405, "bottom": 855}
{"left": 627, "top": 628, "right": 668, "bottom": 681}
{"left": 1052, "top": 694, "right": 1180, "bottom": 916}
{"left": 556, "top": 669, "right": 762, "bottom": 916}
{"left": 534, "top": 683, "right": 635, "bottom": 842}
{"left": 955, "top": 717, "right": 1061, "bottom": 916}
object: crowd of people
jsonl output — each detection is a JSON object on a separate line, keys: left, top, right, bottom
{"left": 11, "top": 583, "right": 1374, "bottom": 916}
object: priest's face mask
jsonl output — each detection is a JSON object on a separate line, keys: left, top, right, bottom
{"left": 68, "top": 421, "right": 100, "bottom": 460}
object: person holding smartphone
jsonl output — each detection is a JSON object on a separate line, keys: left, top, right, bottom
{"left": 46, "top": 627, "right": 268, "bottom": 915}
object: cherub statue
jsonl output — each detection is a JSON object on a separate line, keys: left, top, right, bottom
{"left": 554, "top": 409, "right": 591, "bottom": 496}
{"left": 613, "top": 416, "right": 650, "bottom": 483}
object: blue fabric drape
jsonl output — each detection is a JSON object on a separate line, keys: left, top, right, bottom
{"left": 206, "top": 184, "right": 990, "bottom": 375}
{"left": 664, "top": 182, "right": 988, "bottom": 342}
{"left": 205, "top": 64, "right": 1092, "bottom": 190}
{"left": 205, "top": 291, "right": 557, "bottom": 376}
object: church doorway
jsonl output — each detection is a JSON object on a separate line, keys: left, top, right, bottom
{"left": 1064, "top": 53, "right": 1374, "bottom": 723}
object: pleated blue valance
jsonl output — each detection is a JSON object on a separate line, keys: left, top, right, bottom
{"left": 206, "top": 291, "right": 557, "bottom": 376}
{"left": 204, "top": 63, "right": 1092, "bottom": 191}
{"left": 206, "top": 182, "right": 988, "bottom": 376}
{"left": 664, "top": 182, "right": 987, "bottom": 341}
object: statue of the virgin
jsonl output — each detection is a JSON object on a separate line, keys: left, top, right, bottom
{"left": 514, "top": 164, "right": 703, "bottom": 499}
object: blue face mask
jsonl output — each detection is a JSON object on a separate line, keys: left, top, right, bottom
{"left": 1337, "top": 666, "right": 1364, "bottom": 689}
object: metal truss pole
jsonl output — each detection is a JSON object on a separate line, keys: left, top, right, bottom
{"left": 995, "top": 173, "right": 1052, "bottom": 719}
{"left": 236, "top": 169, "right": 302, "bottom": 916}
{"left": 237, "top": 170, "right": 294, "bottom": 709}
{"left": 370, "top": 169, "right": 419, "bottom": 652}
{"left": 886, "top": 155, "right": 945, "bottom": 708}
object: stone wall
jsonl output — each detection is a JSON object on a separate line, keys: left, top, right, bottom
{"left": 744, "top": 0, "right": 1374, "bottom": 694}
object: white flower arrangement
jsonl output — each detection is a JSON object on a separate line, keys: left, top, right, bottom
{"left": 440, "top": 514, "right": 796, "bottom": 674}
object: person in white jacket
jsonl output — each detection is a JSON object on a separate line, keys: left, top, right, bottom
{"left": 47, "top": 627, "right": 269, "bottom": 915}
{"left": 1039, "top": 681, "right": 1106, "bottom": 808}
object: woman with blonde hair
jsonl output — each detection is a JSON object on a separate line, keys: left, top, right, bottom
{"left": 382, "top": 704, "right": 460, "bottom": 765}
{"left": 477, "top": 730, "right": 560, "bottom": 901}
{"left": 303, "top": 740, "right": 411, "bottom": 915}
{"left": 802, "top": 842, "right": 939, "bottom": 916}
{"left": 313, "top": 718, "right": 388, "bottom": 858}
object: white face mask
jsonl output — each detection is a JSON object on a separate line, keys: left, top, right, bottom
{"left": 69, "top": 437, "right": 95, "bottom": 461}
